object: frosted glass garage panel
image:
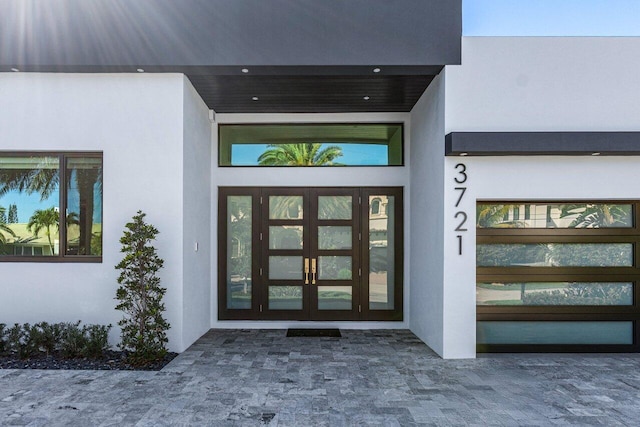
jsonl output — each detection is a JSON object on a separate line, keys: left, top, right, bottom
{"left": 476, "top": 282, "right": 633, "bottom": 306}
{"left": 477, "top": 321, "right": 633, "bottom": 345}
{"left": 477, "top": 203, "right": 632, "bottom": 229}
{"left": 477, "top": 244, "right": 633, "bottom": 267}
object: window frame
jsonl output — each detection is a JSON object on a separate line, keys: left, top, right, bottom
{"left": 218, "top": 122, "right": 405, "bottom": 167}
{"left": 0, "top": 151, "right": 103, "bottom": 263}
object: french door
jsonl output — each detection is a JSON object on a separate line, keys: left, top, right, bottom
{"left": 218, "top": 187, "right": 403, "bottom": 321}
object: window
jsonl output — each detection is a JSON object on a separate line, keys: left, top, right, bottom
{"left": 219, "top": 123, "right": 403, "bottom": 166}
{"left": 476, "top": 201, "right": 640, "bottom": 352}
{"left": 0, "top": 153, "right": 102, "bottom": 261}
{"left": 371, "top": 198, "right": 381, "bottom": 215}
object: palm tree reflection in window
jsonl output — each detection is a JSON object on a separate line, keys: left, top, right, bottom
{"left": 0, "top": 155, "right": 102, "bottom": 257}
{"left": 258, "top": 143, "right": 343, "bottom": 166}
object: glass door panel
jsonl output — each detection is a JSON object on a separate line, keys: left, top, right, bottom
{"left": 318, "top": 196, "right": 352, "bottom": 220}
{"left": 226, "top": 195, "right": 253, "bottom": 310}
{"left": 318, "top": 226, "right": 352, "bottom": 250}
{"left": 309, "top": 188, "right": 360, "bottom": 320}
{"left": 269, "top": 196, "right": 303, "bottom": 220}
{"left": 261, "top": 188, "right": 310, "bottom": 319}
{"left": 269, "top": 226, "right": 303, "bottom": 249}
{"left": 361, "top": 188, "right": 403, "bottom": 321}
{"left": 368, "top": 195, "right": 395, "bottom": 310}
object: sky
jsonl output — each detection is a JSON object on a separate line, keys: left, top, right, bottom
{"left": 464, "top": 0, "right": 640, "bottom": 36}
{"left": 232, "top": 144, "right": 389, "bottom": 166}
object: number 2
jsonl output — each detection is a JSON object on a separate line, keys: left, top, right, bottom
{"left": 454, "top": 211, "right": 467, "bottom": 231}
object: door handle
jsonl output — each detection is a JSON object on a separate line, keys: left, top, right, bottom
{"left": 311, "top": 258, "right": 317, "bottom": 285}
{"left": 304, "top": 258, "right": 310, "bottom": 285}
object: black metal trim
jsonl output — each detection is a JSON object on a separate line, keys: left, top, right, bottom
{"left": 446, "top": 132, "right": 640, "bottom": 156}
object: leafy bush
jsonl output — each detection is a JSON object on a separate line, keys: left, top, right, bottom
{"left": 21, "top": 323, "right": 43, "bottom": 358}
{"left": 6, "top": 323, "right": 27, "bottom": 359}
{"left": 0, "top": 321, "right": 111, "bottom": 359}
{"left": 115, "top": 211, "right": 170, "bottom": 366}
{"left": 60, "top": 321, "right": 88, "bottom": 358}
{"left": 84, "top": 324, "right": 112, "bottom": 358}
{"left": 37, "top": 322, "right": 64, "bottom": 355}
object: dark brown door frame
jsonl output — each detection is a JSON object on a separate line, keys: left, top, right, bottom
{"left": 218, "top": 186, "right": 404, "bottom": 321}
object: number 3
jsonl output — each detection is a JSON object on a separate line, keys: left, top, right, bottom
{"left": 454, "top": 163, "right": 467, "bottom": 184}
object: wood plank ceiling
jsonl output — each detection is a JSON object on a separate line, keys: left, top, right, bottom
{"left": 187, "top": 74, "right": 436, "bottom": 113}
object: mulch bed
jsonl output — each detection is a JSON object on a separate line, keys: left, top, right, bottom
{"left": 0, "top": 351, "right": 178, "bottom": 371}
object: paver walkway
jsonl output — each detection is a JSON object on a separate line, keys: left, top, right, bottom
{"left": 1, "top": 329, "right": 640, "bottom": 426}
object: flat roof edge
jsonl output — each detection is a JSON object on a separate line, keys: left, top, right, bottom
{"left": 445, "top": 132, "right": 640, "bottom": 156}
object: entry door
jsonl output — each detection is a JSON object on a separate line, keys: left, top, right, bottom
{"left": 262, "top": 188, "right": 360, "bottom": 320}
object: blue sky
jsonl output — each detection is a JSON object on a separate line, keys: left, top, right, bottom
{"left": 464, "top": 0, "right": 640, "bottom": 36}
{"left": 232, "top": 144, "right": 388, "bottom": 166}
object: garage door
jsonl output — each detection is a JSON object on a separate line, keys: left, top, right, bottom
{"left": 476, "top": 201, "right": 639, "bottom": 352}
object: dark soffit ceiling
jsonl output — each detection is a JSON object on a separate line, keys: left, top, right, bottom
{"left": 188, "top": 74, "right": 437, "bottom": 113}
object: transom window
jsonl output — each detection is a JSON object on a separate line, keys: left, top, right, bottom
{"left": 0, "top": 153, "right": 103, "bottom": 262}
{"left": 219, "top": 123, "right": 403, "bottom": 166}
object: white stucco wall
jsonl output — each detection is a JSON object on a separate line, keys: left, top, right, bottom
{"left": 210, "top": 112, "right": 411, "bottom": 330}
{"left": 181, "top": 77, "right": 213, "bottom": 350}
{"left": 440, "top": 37, "right": 640, "bottom": 358}
{"left": 408, "top": 73, "right": 446, "bottom": 356}
{"left": 446, "top": 37, "right": 640, "bottom": 132}
{"left": 0, "top": 73, "right": 189, "bottom": 351}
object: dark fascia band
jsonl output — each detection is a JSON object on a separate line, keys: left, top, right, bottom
{"left": 445, "top": 132, "right": 640, "bottom": 156}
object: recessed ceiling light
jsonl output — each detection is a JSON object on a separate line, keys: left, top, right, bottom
{"left": 10, "top": 67, "right": 19, "bottom": 72}
{"left": 136, "top": 68, "right": 145, "bottom": 73}
{"left": 591, "top": 152, "right": 601, "bottom": 156}
{"left": 252, "top": 96, "right": 259, "bottom": 101}
{"left": 242, "top": 68, "right": 249, "bottom": 74}
{"left": 373, "top": 67, "right": 381, "bottom": 73}
{"left": 363, "top": 96, "right": 370, "bottom": 101}
{"left": 460, "top": 152, "right": 468, "bottom": 156}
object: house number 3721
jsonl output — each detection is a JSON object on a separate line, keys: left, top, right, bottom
{"left": 454, "top": 163, "right": 467, "bottom": 255}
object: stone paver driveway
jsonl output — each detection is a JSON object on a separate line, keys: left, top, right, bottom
{"left": 1, "top": 329, "right": 640, "bottom": 426}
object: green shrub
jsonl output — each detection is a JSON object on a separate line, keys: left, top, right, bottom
{"left": 0, "top": 323, "right": 6, "bottom": 354}
{"left": 21, "top": 323, "right": 44, "bottom": 358}
{"left": 60, "top": 321, "right": 89, "bottom": 359}
{"left": 36, "top": 322, "right": 64, "bottom": 355}
{"left": 115, "top": 211, "right": 170, "bottom": 366}
{"left": 84, "top": 324, "right": 112, "bottom": 358}
{"left": 6, "top": 323, "right": 28, "bottom": 359}
{"left": 0, "top": 321, "right": 112, "bottom": 360}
